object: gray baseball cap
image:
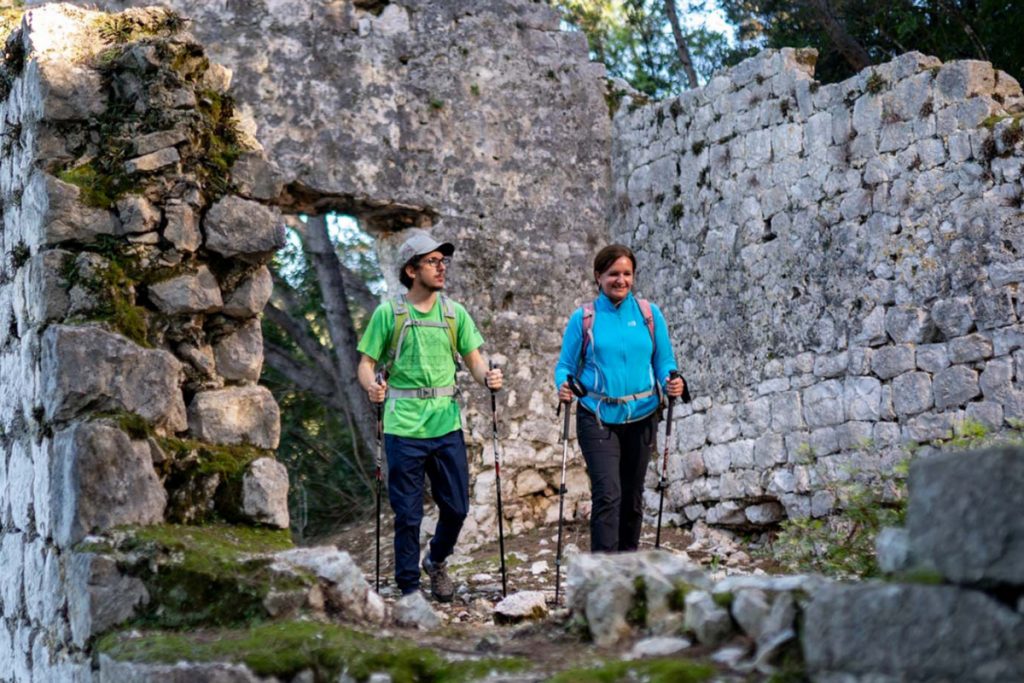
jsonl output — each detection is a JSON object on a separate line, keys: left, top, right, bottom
{"left": 397, "top": 228, "right": 455, "bottom": 264}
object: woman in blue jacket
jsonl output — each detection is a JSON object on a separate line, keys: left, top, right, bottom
{"left": 555, "top": 244, "right": 686, "bottom": 552}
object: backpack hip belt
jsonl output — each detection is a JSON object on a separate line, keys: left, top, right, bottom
{"left": 386, "top": 385, "right": 457, "bottom": 399}
{"left": 585, "top": 388, "right": 657, "bottom": 405}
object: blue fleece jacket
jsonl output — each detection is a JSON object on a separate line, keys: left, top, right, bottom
{"left": 554, "top": 292, "right": 678, "bottom": 424}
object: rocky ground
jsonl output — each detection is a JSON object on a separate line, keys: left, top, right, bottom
{"left": 324, "top": 516, "right": 778, "bottom": 680}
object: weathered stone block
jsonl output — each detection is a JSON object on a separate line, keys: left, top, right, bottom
{"left": 68, "top": 553, "right": 148, "bottom": 647}
{"left": 803, "top": 583, "right": 1024, "bottom": 681}
{"left": 891, "top": 371, "right": 933, "bottom": 416}
{"left": 116, "top": 195, "right": 160, "bottom": 234}
{"left": 770, "top": 392, "right": 803, "bottom": 434}
{"left": 24, "top": 172, "right": 119, "bottom": 245}
{"left": 222, "top": 266, "right": 273, "bottom": 319}
{"left": 908, "top": 446, "right": 1024, "bottom": 586}
{"left": 932, "top": 365, "right": 980, "bottom": 410}
{"left": 148, "top": 265, "right": 223, "bottom": 314}
{"left": 213, "top": 318, "right": 263, "bottom": 383}
{"left": 51, "top": 423, "right": 167, "bottom": 546}
{"left": 802, "top": 380, "right": 844, "bottom": 427}
{"left": 241, "top": 457, "right": 289, "bottom": 528}
{"left": 885, "top": 306, "right": 936, "bottom": 344}
{"left": 203, "top": 196, "right": 285, "bottom": 261}
{"left": 843, "top": 376, "right": 882, "bottom": 420}
{"left": 948, "top": 333, "right": 993, "bottom": 363}
{"left": 37, "top": 61, "right": 107, "bottom": 120}
{"left": 42, "top": 325, "right": 187, "bottom": 431}
{"left": 915, "top": 343, "right": 950, "bottom": 373}
{"left": 231, "top": 151, "right": 284, "bottom": 201}
{"left": 188, "top": 385, "right": 280, "bottom": 449}
{"left": 163, "top": 201, "right": 201, "bottom": 253}
{"left": 124, "top": 147, "right": 180, "bottom": 174}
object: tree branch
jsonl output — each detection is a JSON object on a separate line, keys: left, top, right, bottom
{"left": 263, "top": 340, "right": 340, "bottom": 407}
{"left": 263, "top": 300, "right": 336, "bottom": 379}
{"left": 665, "top": 0, "right": 699, "bottom": 89}
{"left": 801, "top": 0, "right": 872, "bottom": 72}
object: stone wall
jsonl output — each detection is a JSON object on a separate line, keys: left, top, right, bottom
{"left": 0, "top": 5, "right": 288, "bottom": 678}
{"left": 56, "top": 0, "right": 616, "bottom": 543}
{"left": 613, "top": 48, "right": 1024, "bottom": 526}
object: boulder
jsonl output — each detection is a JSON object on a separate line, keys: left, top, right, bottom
{"left": 203, "top": 196, "right": 285, "bottom": 261}
{"left": 51, "top": 422, "right": 167, "bottom": 546}
{"left": 187, "top": 385, "right": 280, "bottom": 449}
{"left": 272, "top": 547, "right": 385, "bottom": 624}
{"left": 222, "top": 266, "right": 273, "bottom": 318}
{"left": 907, "top": 446, "right": 1024, "bottom": 586}
{"left": 683, "top": 590, "right": 733, "bottom": 646}
{"left": 393, "top": 591, "right": 442, "bottom": 630}
{"left": 68, "top": 553, "right": 148, "bottom": 647}
{"left": 241, "top": 457, "right": 289, "bottom": 528}
{"left": 803, "top": 583, "right": 1024, "bottom": 681}
{"left": 493, "top": 591, "right": 548, "bottom": 624}
{"left": 148, "top": 266, "right": 223, "bottom": 314}
{"left": 42, "top": 325, "right": 187, "bottom": 431}
{"left": 213, "top": 318, "right": 264, "bottom": 383}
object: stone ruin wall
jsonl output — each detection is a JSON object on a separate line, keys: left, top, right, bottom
{"left": 612, "top": 48, "right": 1024, "bottom": 528}
{"left": 0, "top": 5, "right": 290, "bottom": 678}
{"left": 66, "top": 0, "right": 617, "bottom": 544}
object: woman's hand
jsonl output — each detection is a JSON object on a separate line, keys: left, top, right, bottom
{"left": 666, "top": 374, "right": 685, "bottom": 398}
{"left": 558, "top": 381, "right": 575, "bottom": 403}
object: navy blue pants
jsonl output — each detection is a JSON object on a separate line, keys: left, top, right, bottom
{"left": 385, "top": 429, "right": 469, "bottom": 594}
{"left": 576, "top": 407, "right": 657, "bottom": 553}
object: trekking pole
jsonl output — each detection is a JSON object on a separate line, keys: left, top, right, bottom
{"left": 488, "top": 360, "right": 508, "bottom": 598}
{"left": 655, "top": 370, "right": 681, "bottom": 550}
{"left": 554, "top": 375, "right": 586, "bottom": 606}
{"left": 373, "top": 371, "right": 385, "bottom": 592}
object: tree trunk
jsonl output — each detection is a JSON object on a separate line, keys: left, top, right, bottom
{"left": 302, "top": 214, "right": 379, "bottom": 460}
{"left": 664, "top": 0, "right": 699, "bottom": 89}
{"left": 802, "top": 0, "right": 873, "bottom": 72}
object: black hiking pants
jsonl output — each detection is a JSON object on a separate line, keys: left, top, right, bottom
{"left": 576, "top": 406, "right": 657, "bottom": 553}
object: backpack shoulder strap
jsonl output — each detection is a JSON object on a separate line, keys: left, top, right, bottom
{"left": 578, "top": 302, "right": 596, "bottom": 369}
{"left": 440, "top": 294, "right": 461, "bottom": 368}
{"left": 637, "top": 298, "right": 655, "bottom": 346}
{"left": 382, "top": 297, "right": 411, "bottom": 372}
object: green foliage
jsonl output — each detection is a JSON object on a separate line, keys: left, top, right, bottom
{"left": 865, "top": 70, "right": 887, "bottom": 93}
{"left": 60, "top": 242, "right": 151, "bottom": 347}
{"left": 552, "top": 0, "right": 732, "bottom": 97}
{"left": 712, "top": 591, "right": 733, "bottom": 608}
{"left": 765, "top": 469, "right": 907, "bottom": 578}
{"left": 718, "top": 0, "right": 1024, "bottom": 85}
{"left": 548, "top": 657, "right": 715, "bottom": 683}
{"left": 625, "top": 576, "right": 648, "bottom": 627}
{"left": 59, "top": 161, "right": 133, "bottom": 209}
{"left": 98, "top": 620, "right": 529, "bottom": 682}
{"left": 9, "top": 240, "right": 28, "bottom": 269}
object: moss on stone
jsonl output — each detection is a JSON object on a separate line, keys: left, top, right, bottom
{"left": 59, "top": 161, "right": 132, "bottom": 209}
{"left": 97, "top": 620, "right": 530, "bottom": 682}
{"left": 712, "top": 591, "right": 734, "bottom": 609}
{"left": 625, "top": 576, "right": 648, "bottom": 628}
{"left": 115, "top": 523, "right": 301, "bottom": 628}
{"left": 668, "top": 581, "right": 692, "bottom": 611}
{"left": 156, "top": 436, "right": 267, "bottom": 478}
{"left": 60, "top": 245, "right": 152, "bottom": 347}
{"left": 547, "top": 657, "right": 714, "bottom": 683}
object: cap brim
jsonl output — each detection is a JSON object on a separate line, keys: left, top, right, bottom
{"left": 437, "top": 242, "right": 455, "bottom": 256}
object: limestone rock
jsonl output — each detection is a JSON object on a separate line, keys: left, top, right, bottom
{"left": 187, "top": 385, "right": 280, "bottom": 449}
{"left": 51, "top": 423, "right": 167, "bottom": 546}
{"left": 98, "top": 656, "right": 267, "bottom": 683}
{"left": 134, "top": 127, "right": 189, "bottom": 156}
{"left": 124, "top": 147, "right": 180, "bottom": 174}
{"left": 493, "top": 590, "right": 548, "bottom": 624}
{"left": 213, "top": 318, "right": 264, "bottom": 383}
{"left": 231, "top": 151, "right": 284, "bottom": 201}
{"left": 241, "top": 457, "right": 289, "bottom": 528}
{"left": 68, "top": 553, "right": 148, "bottom": 647}
{"left": 272, "top": 547, "right": 384, "bottom": 624}
{"left": 907, "top": 446, "right": 1024, "bottom": 586}
{"left": 24, "top": 172, "right": 119, "bottom": 245}
{"left": 393, "top": 591, "right": 442, "bottom": 630}
{"left": 163, "top": 201, "right": 201, "bottom": 252}
{"left": 203, "top": 196, "right": 285, "bottom": 261}
{"left": 684, "top": 590, "right": 733, "bottom": 646}
{"left": 803, "top": 583, "right": 1024, "bottom": 681}
{"left": 116, "top": 195, "right": 160, "bottom": 234}
{"left": 37, "top": 61, "right": 107, "bottom": 121}
{"left": 626, "top": 636, "right": 692, "bottom": 660}
{"left": 42, "top": 325, "right": 187, "bottom": 431}
{"left": 147, "top": 266, "right": 223, "bottom": 314}
{"left": 222, "top": 266, "right": 273, "bottom": 318}
{"left": 875, "top": 527, "right": 912, "bottom": 575}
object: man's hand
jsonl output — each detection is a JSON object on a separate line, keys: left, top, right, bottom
{"left": 666, "top": 374, "right": 685, "bottom": 398}
{"left": 485, "top": 366, "right": 503, "bottom": 391}
{"left": 367, "top": 377, "right": 387, "bottom": 403}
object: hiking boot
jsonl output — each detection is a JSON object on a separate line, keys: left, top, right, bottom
{"left": 421, "top": 555, "right": 454, "bottom": 603}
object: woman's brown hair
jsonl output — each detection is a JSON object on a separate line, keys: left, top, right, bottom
{"left": 593, "top": 244, "right": 637, "bottom": 284}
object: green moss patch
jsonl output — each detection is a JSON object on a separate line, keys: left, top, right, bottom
{"left": 111, "top": 523, "right": 300, "bottom": 628}
{"left": 98, "top": 620, "right": 529, "bottom": 683}
{"left": 548, "top": 657, "right": 714, "bottom": 683}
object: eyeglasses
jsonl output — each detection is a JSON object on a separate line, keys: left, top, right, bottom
{"left": 419, "top": 256, "right": 451, "bottom": 269}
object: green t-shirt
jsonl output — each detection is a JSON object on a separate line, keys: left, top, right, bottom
{"left": 357, "top": 296, "right": 484, "bottom": 438}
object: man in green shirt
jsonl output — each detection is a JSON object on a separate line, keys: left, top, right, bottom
{"left": 357, "top": 229, "right": 502, "bottom": 601}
